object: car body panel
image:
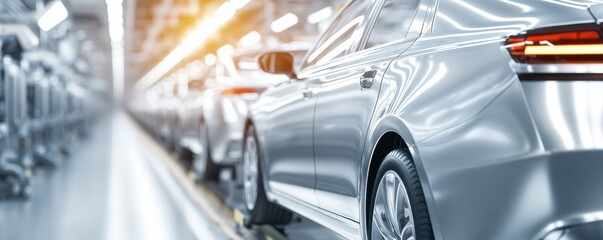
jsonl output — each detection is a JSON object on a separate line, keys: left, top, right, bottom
{"left": 522, "top": 81, "right": 603, "bottom": 151}
{"left": 249, "top": 0, "right": 603, "bottom": 239}
{"left": 262, "top": 78, "right": 320, "bottom": 206}
{"left": 312, "top": 35, "right": 413, "bottom": 222}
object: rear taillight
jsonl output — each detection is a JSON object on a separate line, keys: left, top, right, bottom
{"left": 505, "top": 24, "right": 603, "bottom": 64}
{"left": 221, "top": 88, "right": 256, "bottom": 96}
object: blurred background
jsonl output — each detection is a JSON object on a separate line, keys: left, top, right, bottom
{"left": 0, "top": 0, "right": 349, "bottom": 239}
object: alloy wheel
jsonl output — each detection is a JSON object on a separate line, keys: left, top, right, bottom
{"left": 6, "top": 175, "right": 21, "bottom": 196}
{"left": 194, "top": 124, "right": 208, "bottom": 179}
{"left": 192, "top": 150, "right": 207, "bottom": 179}
{"left": 371, "top": 170, "right": 415, "bottom": 240}
{"left": 243, "top": 134, "right": 259, "bottom": 210}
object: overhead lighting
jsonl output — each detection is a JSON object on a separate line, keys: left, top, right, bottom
{"left": 106, "top": 0, "right": 124, "bottom": 101}
{"left": 239, "top": 31, "right": 261, "bottom": 48}
{"left": 192, "top": 59, "right": 203, "bottom": 70}
{"left": 217, "top": 44, "right": 234, "bottom": 59}
{"left": 133, "top": 1, "right": 236, "bottom": 93}
{"left": 307, "top": 7, "right": 332, "bottom": 24}
{"left": 204, "top": 54, "right": 217, "bottom": 66}
{"left": 230, "top": 0, "right": 250, "bottom": 9}
{"left": 187, "top": 60, "right": 203, "bottom": 78}
{"left": 38, "top": 1, "right": 69, "bottom": 31}
{"left": 271, "top": 13, "right": 298, "bottom": 33}
{"left": 214, "top": 1, "right": 236, "bottom": 20}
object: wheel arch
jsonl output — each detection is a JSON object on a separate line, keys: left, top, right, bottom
{"left": 361, "top": 115, "right": 442, "bottom": 239}
{"left": 243, "top": 116, "right": 275, "bottom": 201}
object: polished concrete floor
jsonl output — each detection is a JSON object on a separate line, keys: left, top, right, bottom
{"left": 0, "top": 111, "right": 346, "bottom": 240}
{"left": 0, "top": 112, "right": 227, "bottom": 240}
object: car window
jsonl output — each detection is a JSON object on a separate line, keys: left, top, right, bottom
{"left": 365, "top": 0, "right": 421, "bottom": 49}
{"left": 302, "top": 0, "right": 369, "bottom": 69}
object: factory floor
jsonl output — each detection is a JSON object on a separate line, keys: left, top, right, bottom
{"left": 0, "top": 111, "right": 346, "bottom": 240}
{"left": 0, "top": 111, "right": 228, "bottom": 240}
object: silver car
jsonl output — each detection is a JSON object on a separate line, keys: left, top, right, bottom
{"left": 194, "top": 46, "right": 307, "bottom": 180}
{"left": 243, "top": 0, "right": 603, "bottom": 239}
{"left": 174, "top": 77, "right": 206, "bottom": 168}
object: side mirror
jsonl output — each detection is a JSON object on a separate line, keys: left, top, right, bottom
{"left": 257, "top": 52, "right": 295, "bottom": 78}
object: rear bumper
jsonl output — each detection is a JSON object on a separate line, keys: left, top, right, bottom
{"left": 529, "top": 150, "right": 603, "bottom": 240}
{"left": 521, "top": 81, "right": 603, "bottom": 152}
{"left": 539, "top": 215, "right": 603, "bottom": 240}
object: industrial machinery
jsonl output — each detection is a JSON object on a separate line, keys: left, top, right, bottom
{"left": 0, "top": 25, "right": 38, "bottom": 197}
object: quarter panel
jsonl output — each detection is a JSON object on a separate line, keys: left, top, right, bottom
{"left": 382, "top": 40, "right": 517, "bottom": 143}
{"left": 415, "top": 81, "right": 544, "bottom": 239}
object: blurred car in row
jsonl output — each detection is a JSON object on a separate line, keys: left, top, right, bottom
{"left": 131, "top": 44, "right": 308, "bottom": 181}
{"left": 192, "top": 46, "right": 308, "bottom": 180}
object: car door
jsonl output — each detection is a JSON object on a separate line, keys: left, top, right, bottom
{"left": 263, "top": 2, "right": 369, "bottom": 206}
{"left": 262, "top": 78, "right": 319, "bottom": 206}
{"left": 312, "top": 0, "right": 425, "bottom": 221}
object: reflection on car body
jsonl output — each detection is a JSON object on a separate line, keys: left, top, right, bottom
{"left": 243, "top": 0, "right": 603, "bottom": 239}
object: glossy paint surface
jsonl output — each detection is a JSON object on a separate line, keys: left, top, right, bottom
{"left": 261, "top": 78, "right": 319, "bottom": 206}
{"left": 248, "top": 0, "right": 603, "bottom": 239}
{"left": 313, "top": 42, "right": 410, "bottom": 221}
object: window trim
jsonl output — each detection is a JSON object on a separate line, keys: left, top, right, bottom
{"left": 356, "top": 0, "right": 428, "bottom": 52}
{"left": 298, "top": 0, "right": 370, "bottom": 73}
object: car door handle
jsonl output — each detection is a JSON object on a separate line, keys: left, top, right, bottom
{"left": 302, "top": 89, "right": 312, "bottom": 99}
{"left": 360, "top": 70, "right": 377, "bottom": 90}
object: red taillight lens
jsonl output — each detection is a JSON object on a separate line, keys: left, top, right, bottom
{"left": 221, "top": 88, "right": 256, "bottom": 96}
{"left": 505, "top": 24, "right": 603, "bottom": 64}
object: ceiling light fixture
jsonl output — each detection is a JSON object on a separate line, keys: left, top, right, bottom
{"left": 217, "top": 44, "right": 234, "bottom": 59}
{"left": 133, "top": 2, "right": 236, "bottom": 93}
{"left": 38, "top": 1, "right": 69, "bottom": 31}
{"left": 204, "top": 54, "right": 217, "bottom": 66}
{"left": 239, "top": 31, "right": 261, "bottom": 48}
{"left": 106, "top": 0, "right": 125, "bottom": 101}
{"left": 271, "top": 13, "right": 298, "bottom": 33}
{"left": 230, "top": 0, "right": 250, "bottom": 9}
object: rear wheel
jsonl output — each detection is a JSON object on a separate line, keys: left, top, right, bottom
{"left": 193, "top": 122, "right": 220, "bottom": 181}
{"left": 368, "top": 149, "right": 434, "bottom": 240}
{"left": 243, "top": 125, "right": 292, "bottom": 226}
{"left": 1, "top": 167, "right": 30, "bottom": 198}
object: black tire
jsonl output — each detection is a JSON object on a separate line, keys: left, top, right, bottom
{"left": 178, "top": 147, "right": 193, "bottom": 170}
{"left": 243, "top": 125, "right": 292, "bottom": 226}
{"left": 368, "top": 149, "right": 434, "bottom": 240}
{"left": 173, "top": 116, "right": 183, "bottom": 155}
{"left": 1, "top": 165, "right": 30, "bottom": 198}
{"left": 194, "top": 122, "right": 220, "bottom": 181}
